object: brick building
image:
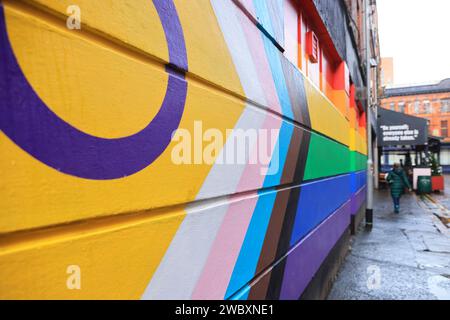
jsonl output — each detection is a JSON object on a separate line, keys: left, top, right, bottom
{"left": 380, "top": 57, "right": 394, "bottom": 86}
{"left": 380, "top": 78, "right": 450, "bottom": 170}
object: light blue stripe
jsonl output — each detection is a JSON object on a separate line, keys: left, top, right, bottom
{"left": 224, "top": 45, "right": 294, "bottom": 301}
{"left": 228, "top": 285, "right": 251, "bottom": 300}
{"left": 224, "top": 189, "right": 277, "bottom": 298}
{"left": 253, "top": 1, "right": 294, "bottom": 119}
{"left": 224, "top": 1, "right": 296, "bottom": 299}
{"left": 223, "top": 98, "right": 293, "bottom": 299}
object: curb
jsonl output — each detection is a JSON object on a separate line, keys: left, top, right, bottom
{"left": 417, "top": 193, "right": 450, "bottom": 236}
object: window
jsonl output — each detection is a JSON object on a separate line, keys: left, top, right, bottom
{"left": 398, "top": 101, "right": 405, "bottom": 113}
{"left": 284, "top": 0, "right": 326, "bottom": 88}
{"left": 441, "top": 120, "right": 448, "bottom": 137}
{"left": 423, "top": 100, "right": 431, "bottom": 114}
{"left": 283, "top": 0, "right": 298, "bottom": 65}
{"left": 441, "top": 149, "right": 450, "bottom": 165}
{"left": 441, "top": 98, "right": 450, "bottom": 113}
{"left": 390, "top": 102, "right": 395, "bottom": 111}
{"left": 414, "top": 100, "right": 420, "bottom": 114}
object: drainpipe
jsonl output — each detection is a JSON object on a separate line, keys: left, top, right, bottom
{"left": 364, "top": 0, "right": 373, "bottom": 229}
{"left": 373, "top": 63, "right": 379, "bottom": 190}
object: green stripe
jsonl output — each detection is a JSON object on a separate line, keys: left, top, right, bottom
{"left": 304, "top": 133, "right": 350, "bottom": 180}
{"left": 303, "top": 133, "right": 367, "bottom": 181}
{"left": 352, "top": 151, "right": 368, "bottom": 172}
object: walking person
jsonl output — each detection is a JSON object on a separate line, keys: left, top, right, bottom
{"left": 386, "top": 163, "right": 412, "bottom": 213}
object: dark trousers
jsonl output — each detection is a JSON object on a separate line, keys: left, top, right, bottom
{"left": 392, "top": 195, "right": 400, "bottom": 212}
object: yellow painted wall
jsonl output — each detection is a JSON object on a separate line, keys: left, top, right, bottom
{"left": 0, "top": 0, "right": 367, "bottom": 299}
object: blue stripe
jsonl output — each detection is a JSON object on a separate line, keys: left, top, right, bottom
{"left": 224, "top": 1, "right": 296, "bottom": 298}
{"left": 228, "top": 285, "right": 251, "bottom": 300}
{"left": 350, "top": 170, "right": 367, "bottom": 194}
{"left": 224, "top": 190, "right": 277, "bottom": 298}
{"left": 224, "top": 123, "right": 292, "bottom": 298}
{"left": 290, "top": 174, "right": 352, "bottom": 246}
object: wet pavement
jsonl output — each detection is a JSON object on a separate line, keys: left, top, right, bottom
{"left": 328, "top": 185, "right": 450, "bottom": 300}
{"left": 424, "top": 175, "right": 450, "bottom": 227}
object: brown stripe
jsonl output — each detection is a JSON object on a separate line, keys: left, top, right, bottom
{"left": 280, "top": 56, "right": 310, "bottom": 127}
{"left": 248, "top": 126, "right": 304, "bottom": 299}
{"left": 265, "top": 130, "right": 311, "bottom": 299}
{"left": 248, "top": 189, "right": 291, "bottom": 299}
{"left": 280, "top": 126, "right": 304, "bottom": 185}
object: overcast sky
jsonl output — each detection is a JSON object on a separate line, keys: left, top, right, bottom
{"left": 377, "top": 0, "right": 450, "bottom": 86}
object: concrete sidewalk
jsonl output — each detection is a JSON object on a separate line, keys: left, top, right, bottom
{"left": 328, "top": 189, "right": 450, "bottom": 300}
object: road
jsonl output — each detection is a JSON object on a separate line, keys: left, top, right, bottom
{"left": 328, "top": 183, "right": 450, "bottom": 300}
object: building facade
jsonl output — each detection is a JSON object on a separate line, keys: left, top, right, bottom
{"left": 380, "top": 57, "right": 394, "bottom": 86}
{"left": 381, "top": 79, "right": 450, "bottom": 169}
{"left": 0, "top": 0, "right": 375, "bottom": 299}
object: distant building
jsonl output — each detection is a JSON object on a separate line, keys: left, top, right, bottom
{"left": 380, "top": 79, "right": 450, "bottom": 170}
{"left": 380, "top": 57, "right": 394, "bottom": 86}
{"left": 345, "top": 0, "right": 382, "bottom": 111}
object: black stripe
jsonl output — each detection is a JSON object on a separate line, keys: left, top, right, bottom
{"left": 265, "top": 130, "right": 311, "bottom": 299}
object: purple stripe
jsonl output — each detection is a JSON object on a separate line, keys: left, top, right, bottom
{"left": 0, "top": 1, "right": 187, "bottom": 179}
{"left": 351, "top": 186, "right": 366, "bottom": 216}
{"left": 153, "top": 0, "right": 188, "bottom": 71}
{"left": 279, "top": 200, "right": 351, "bottom": 299}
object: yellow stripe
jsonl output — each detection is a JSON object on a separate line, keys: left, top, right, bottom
{"left": 17, "top": 0, "right": 245, "bottom": 98}
{"left": 1, "top": 3, "right": 244, "bottom": 233}
{"left": 305, "top": 79, "right": 350, "bottom": 146}
{"left": 0, "top": 208, "right": 185, "bottom": 299}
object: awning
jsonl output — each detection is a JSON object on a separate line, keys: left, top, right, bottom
{"left": 377, "top": 107, "right": 428, "bottom": 147}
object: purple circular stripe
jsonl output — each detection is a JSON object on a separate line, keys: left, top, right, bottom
{"left": 154, "top": 0, "right": 188, "bottom": 71}
{"left": 0, "top": 1, "right": 188, "bottom": 180}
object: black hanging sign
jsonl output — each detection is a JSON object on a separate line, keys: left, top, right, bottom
{"left": 377, "top": 108, "right": 428, "bottom": 146}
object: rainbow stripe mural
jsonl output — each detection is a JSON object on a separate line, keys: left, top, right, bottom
{"left": 0, "top": 0, "right": 367, "bottom": 299}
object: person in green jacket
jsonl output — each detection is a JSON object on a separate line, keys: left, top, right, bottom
{"left": 386, "top": 163, "right": 412, "bottom": 213}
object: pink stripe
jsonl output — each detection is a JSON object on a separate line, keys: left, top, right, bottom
{"left": 234, "top": 3, "right": 282, "bottom": 192}
{"left": 191, "top": 196, "right": 258, "bottom": 299}
{"left": 237, "top": 117, "right": 279, "bottom": 191}
{"left": 238, "top": 5, "right": 281, "bottom": 114}
{"left": 191, "top": 4, "right": 283, "bottom": 299}
{"left": 237, "top": 0, "right": 256, "bottom": 17}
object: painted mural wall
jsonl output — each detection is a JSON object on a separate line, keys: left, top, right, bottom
{"left": 0, "top": 0, "right": 367, "bottom": 299}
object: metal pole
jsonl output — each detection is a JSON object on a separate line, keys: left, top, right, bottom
{"left": 365, "top": 0, "right": 373, "bottom": 229}
{"left": 373, "top": 64, "right": 379, "bottom": 190}
{"left": 374, "top": 131, "right": 379, "bottom": 189}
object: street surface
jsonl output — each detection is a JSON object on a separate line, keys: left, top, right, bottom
{"left": 328, "top": 177, "right": 450, "bottom": 300}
